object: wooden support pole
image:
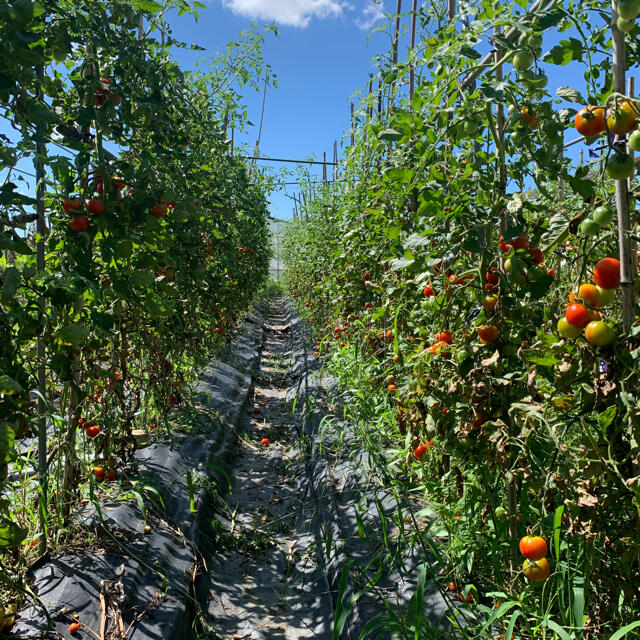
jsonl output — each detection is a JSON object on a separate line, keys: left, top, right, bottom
{"left": 35, "top": 60, "right": 48, "bottom": 556}
{"left": 409, "top": 0, "right": 418, "bottom": 103}
{"left": 333, "top": 140, "right": 338, "bottom": 179}
{"left": 323, "top": 152, "right": 327, "bottom": 185}
{"left": 368, "top": 74, "right": 374, "bottom": 119}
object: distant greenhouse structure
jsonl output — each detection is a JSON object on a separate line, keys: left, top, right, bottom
{"left": 269, "top": 218, "right": 288, "bottom": 281}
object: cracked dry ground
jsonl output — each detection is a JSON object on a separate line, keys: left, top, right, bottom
{"left": 201, "top": 298, "right": 333, "bottom": 640}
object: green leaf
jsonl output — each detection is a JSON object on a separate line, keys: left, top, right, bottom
{"left": 519, "top": 348, "right": 559, "bottom": 366}
{"left": 0, "top": 516, "right": 27, "bottom": 548}
{"left": 598, "top": 405, "right": 617, "bottom": 429}
{"left": 57, "top": 324, "right": 90, "bottom": 346}
{"left": 132, "top": 0, "right": 163, "bottom": 13}
{"left": 0, "top": 423, "right": 16, "bottom": 467}
{"left": 378, "top": 128, "right": 403, "bottom": 142}
{"left": 1, "top": 267, "right": 20, "bottom": 297}
{"left": 543, "top": 38, "right": 583, "bottom": 66}
{"left": 609, "top": 621, "right": 640, "bottom": 640}
{"left": 0, "top": 375, "right": 23, "bottom": 395}
{"left": 556, "top": 86, "right": 585, "bottom": 104}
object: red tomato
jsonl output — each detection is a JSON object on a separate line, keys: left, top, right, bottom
{"left": 414, "top": 444, "right": 428, "bottom": 460}
{"left": 105, "top": 470, "right": 117, "bottom": 481}
{"left": 574, "top": 106, "right": 605, "bottom": 136}
{"left": 63, "top": 198, "right": 82, "bottom": 213}
{"left": 423, "top": 284, "right": 435, "bottom": 297}
{"left": 261, "top": 438, "right": 270, "bottom": 446}
{"left": 435, "top": 331, "right": 453, "bottom": 344}
{"left": 593, "top": 257, "right": 621, "bottom": 289}
{"left": 528, "top": 247, "right": 544, "bottom": 264}
{"left": 519, "top": 535, "right": 548, "bottom": 560}
{"left": 93, "top": 466, "right": 105, "bottom": 480}
{"left": 69, "top": 622, "right": 80, "bottom": 634}
{"left": 510, "top": 236, "right": 530, "bottom": 250}
{"left": 70, "top": 216, "right": 90, "bottom": 232}
{"left": 87, "top": 198, "right": 105, "bottom": 216}
{"left": 486, "top": 269, "right": 499, "bottom": 284}
{"left": 565, "top": 303, "right": 592, "bottom": 328}
{"left": 388, "top": 384, "right": 398, "bottom": 393}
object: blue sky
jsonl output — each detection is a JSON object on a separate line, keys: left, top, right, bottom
{"left": 166, "top": 0, "right": 396, "bottom": 220}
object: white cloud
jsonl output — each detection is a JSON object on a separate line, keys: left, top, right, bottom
{"left": 355, "top": 0, "right": 385, "bottom": 30}
{"left": 221, "top": 0, "right": 346, "bottom": 27}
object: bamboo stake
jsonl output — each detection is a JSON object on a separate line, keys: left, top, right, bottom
{"left": 35, "top": 61, "right": 48, "bottom": 556}
{"left": 611, "top": 3, "right": 634, "bottom": 334}
{"left": 627, "top": 77, "right": 638, "bottom": 277}
{"left": 350, "top": 102, "right": 355, "bottom": 146}
{"left": 392, "top": 0, "right": 402, "bottom": 65}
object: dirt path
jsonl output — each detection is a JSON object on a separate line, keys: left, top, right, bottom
{"left": 202, "top": 297, "right": 333, "bottom": 639}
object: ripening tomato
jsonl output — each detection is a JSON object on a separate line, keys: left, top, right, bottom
{"left": 593, "top": 257, "right": 621, "bottom": 289}
{"left": 486, "top": 268, "right": 499, "bottom": 284}
{"left": 557, "top": 317, "right": 582, "bottom": 339}
{"left": 519, "top": 535, "right": 548, "bottom": 560}
{"left": 585, "top": 321, "right": 615, "bottom": 346}
{"left": 105, "top": 470, "right": 116, "bottom": 481}
{"left": 69, "top": 622, "right": 80, "bottom": 634}
{"left": 520, "top": 106, "right": 539, "bottom": 129}
{"left": 478, "top": 325, "right": 499, "bottom": 344}
{"left": 429, "top": 340, "right": 449, "bottom": 355}
{"left": 93, "top": 466, "right": 105, "bottom": 480}
{"left": 606, "top": 100, "right": 637, "bottom": 134}
{"left": 574, "top": 106, "right": 605, "bottom": 136}
{"left": 565, "top": 303, "right": 593, "bottom": 328}
{"left": 523, "top": 557, "right": 550, "bottom": 582}
{"left": 365, "top": 302, "right": 373, "bottom": 309}
{"left": 483, "top": 295, "right": 499, "bottom": 312}
{"left": 435, "top": 331, "right": 453, "bottom": 344}
{"left": 569, "top": 283, "right": 600, "bottom": 308}
{"left": 388, "top": 384, "right": 398, "bottom": 393}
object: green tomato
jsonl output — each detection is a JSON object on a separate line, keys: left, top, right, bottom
{"left": 617, "top": 16, "right": 636, "bottom": 31}
{"left": 580, "top": 219, "right": 600, "bottom": 236}
{"left": 455, "top": 348, "right": 472, "bottom": 364}
{"left": 504, "top": 257, "right": 527, "bottom": 285}
{"left": 606, "top": 152, "right": 635, "bottom": 180}
{"left": 494, "top": 506, "right": 508, "bottom": 519}
{"left": 629, "top": 129, "right": 640, "bottom": 151}
{"left": 526, "top": 34, "right": 543, "bottom": 48}
{"left": 557, "top": 317, "right": 582, "bottom": 339}
{"left": 618, "top": 0, "right": 640, "bottom": 20}
{"left": 513, "top": 49, "right": 534, "bottom": 71}
{"left": 511, "top": 128, "right": 527, "bottom": 145}
{"left": 596, "top": 286, "right": 616, "bottom": 307}
{"left": 463, "top": 119, "right": 480, "bottom": 136}
{"left": 593, "top": 205, "right": 614, "bottom": 225}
